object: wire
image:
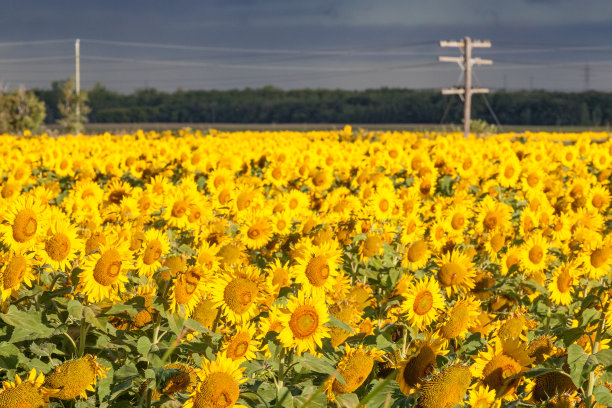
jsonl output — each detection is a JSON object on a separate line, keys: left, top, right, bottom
{"left": 0, "top": 39, "right": 73, "bottom": 47}
{"left": 472, "top": 71, "right": 503, "bottom": 130}
{"left": 0, "top": 56, "right": 73, "bottom": 64}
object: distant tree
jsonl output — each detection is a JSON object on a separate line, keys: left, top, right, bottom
{"left": 0, "top": 86, "right": 46, "bottom": 134}
{"left": 57, "top": 77, "right": 91, "bottom": 132}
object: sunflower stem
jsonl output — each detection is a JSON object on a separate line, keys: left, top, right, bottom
{"left": 584, "top": 306, "right": 606, "bottom": 408}
{"left": 277, "top": 347, "right": 286, "bottom": 388}
{"left": 78, "top": 316, "right": 88, "bottom": 357}
{"left": 211, "top": 307, "right": 222, "bottom": 333}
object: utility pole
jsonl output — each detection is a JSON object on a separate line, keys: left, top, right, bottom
{"left": 75, "top": 38, "right": 80, "bottom": 125}
{"left": 439, "top": 37, "right": 492, "bottom": 138}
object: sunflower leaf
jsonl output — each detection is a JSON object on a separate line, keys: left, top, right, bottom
{"left": 581, "top": 308, "right": 601, "bottom": 327}
{"left": 594, "top": 385, "right": 612, "bottom": 406}
{"left": 67, "top": 299, "right": 83, "bottom": 319}
{"left": 595, "top": 349, "right": 612, "bottom": 367}
{"left": 567, "top": 344, "right": 597, "bottom": 387}
{"left": 327, "top": 315, "right": 353, "bottom": 334}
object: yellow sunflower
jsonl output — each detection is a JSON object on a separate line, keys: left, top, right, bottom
{"left": 40, "top": 216, "right": 82, "bottom": 272}
{"left": 400, "top": 276, "right": 445, "bottom": 330}
{"left": 578, "top": 238, "right": 612, "bottom": 280}
{"left": 183, "top": 353, "right": 247, "bottom": 408}
{"left": 324, "top": 345, "right": 384, "bottom": 401}
{"left": 416, "top": 364, "right": 472, "bottom": 408}
{"left": 240, "top": 214, "right": 272, "bottom": 250}
{"left": 294, "top": 240, "right": 341, "bottom": 296}
{"left": 0, "top": 250, "right": 36, "bottom": 301}
{"left": 210, "top": 265, "right": 269, "bottom": 324}
{"left": 437, "top": 295, "right": 481, "bottom": 341}
{"left": 547, "top": 262, "right": 579, "bottom": 306}
{"left": 169, "top": 267, "right": 207, "bottom": 316}
{"left": 0, "top": 194, "right": 47, "bottom": 252}
{"left": 278, "top": 290, "right": 330, "bottom": 355}
{"left": 519, "top": 232, "right": 550, "bottom": 274}
{"left": 0, "top": 369, "right": 52, "bottom": 408}
{"left": 221, "top": 323, "right": 260, "bottom": 362}
{"left": 435, "top": 249, "right": 476, "bottom": 296}
{"left": 43, "top": 354, "right": 108, "bottom": 400}
{"left": 402, "top": 239, "right": 431, "bottom": 271}
{"left": 78, "top": 240, "right": 133, "bottom": 303}
{"left": 471, "top": 338, "right": 534, "bottom": 400}
{"left": 467, "top": 385, "right": 500, "bottom": 408}
{"left": 134, "top": 229, "right": 170, "bottom": 276}
{"left": 396, "top": 336, "right": 448, "bottom": 396}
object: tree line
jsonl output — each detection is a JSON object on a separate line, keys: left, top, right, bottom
{"left": 6, "top": 81, "right": 612, "bottom": 132}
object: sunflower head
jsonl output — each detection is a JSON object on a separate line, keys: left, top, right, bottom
{"left": 416, "top": 364, "right": 472, "bottom": 408}
{"left": 43, "top": 355, "right": 108, "bottom": 400}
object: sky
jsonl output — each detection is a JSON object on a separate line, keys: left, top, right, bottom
{"left": 1, "top": 0, "right": 612, "bottom": 93}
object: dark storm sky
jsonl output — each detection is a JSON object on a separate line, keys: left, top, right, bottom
{"left": 1, "top": 0, "right": 612, "bottom": 92}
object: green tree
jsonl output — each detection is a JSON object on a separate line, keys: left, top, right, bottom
{"left": 57, "top": 77, "right": 91, "bottom": 132}
{"left": 0, "top": 87, "right": 46, "bottom": 133}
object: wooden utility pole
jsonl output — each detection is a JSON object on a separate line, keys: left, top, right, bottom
{"left": 439, "top": 37, "right": 492, "bottom": 138}
{"left": 75, "top": 38, "right": 80, "bottom": 123}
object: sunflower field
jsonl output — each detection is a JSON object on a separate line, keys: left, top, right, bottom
{"left": 0, "top": 127, "right": 611, "bottom": 408}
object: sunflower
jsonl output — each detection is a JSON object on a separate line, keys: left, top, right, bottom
{"left": 240, "top": 214, "right": 272, "bottom": 250}
{"left": 443, "top": 205, "right": 472, "bottom": 237}
{"left": 196, "top": 241, "right": 221, "bottom": 274}
{"left": 278, "top": 290, "right": 330, "bottom": 355}
{"left": 524, "top": 371, "right": 577, "bottom": 404}
{"left": 368, "top": 187, "right": 396, "bottom": 221}
{"left": 163, "top": 190, "right": 194, "bottom": 229}
{"left": 134, "top": 229, "right": 170, "bottom": 276}
{"left": 0, "top": 251, "right": 36, "bottom": 301}
{"left": 0, "top": 369, "right": 51, "bottom": 408}
{"left": 438, "top": 296, "right": 481, "bottom": 341}
{"left": 221, "top": 323, "right": 260, "bottom": 362}
{"left": 435, "top": 249, "right": 476, "bottom": 296}
{"left": 547, "top": 263, "right": 578, "bottom": 306}
{"left": 294, "top": 240, "right": 341, "bottom": 296}
{"left": 475, "top": 196, "right": 512, "bottom": 234}
{"left": 153, "top": 362, "right": 196, "bottom": 400}
{"left": 43, "top": 355, "right": 108, "bottom": 400}
{"left": 191, "top": 298, "right": 219, "bottom": 331}
{"left": 578, "top": 238, "right": 612, "bottom": 280}
{"left": 39, "top": 215, "right": 82, "bottom": 271}
{"left": 265, "top": 258, "right": 293, "bottom": 295}
{"left": 324, "top": 345, "right": 384, "bottom": 401}
{"left": 416, "top": 364, "right": 472, "bottom": 408}
{"left": 0, "top": 194, "right": 47, "bottom": 252}
{"left": 78, "top": 240, "right": 133, "bottom": 303}
{"left": 104, "top": 178, "right": 132, "bottom": 204}
{"left": 471, "top": 338, "right": 534, "bottom": 399}
{"left": 400, "top": 276, "right": 445, "bottom": 330}
{"left": 183, "top": 353, "right": 247, "bottom": 408}
{"left": 169, "top": 267, "right": 207, "bottom": 316}
{"left": 402, "top": 239, "right": 431, "bottom": 271}
{"left": 519, "top": 232, "right": 550, "bottom": 274}
{"left": 467, "top": 385, "right": 500, "bottom": 408}
{"left": 210, "top": 265, "right": 269, "bottom": 324}
{"left": 358, "top": 233, "right": 385, "bottom": 261}
{"left": 396, "top": 336, "right": 447, "bottom": 396}
{"left": 328, "top": 300, "right": 360, "bottom": 348}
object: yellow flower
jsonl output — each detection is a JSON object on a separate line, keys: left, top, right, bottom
{"left": 294, "top": 240, "right": 341, "bottom": 296}
{"left": 277, "top": 290, "right": 330, "bottom": 355}
{"left": 400, "top": 276, "right": 445, "bottom": 329}
{"left": 183, "top": 353, "right": 247, "bottom": 408}
{"left": 0, "top": 194, "right": 48, "bottom": 252}
{"left": 78, "top": 240, "right": 133, "bottom": 303}
{"left": 44, "top": 355, "right": 108, "bottom": 400}
{"left": 547, "top": 262, "right": 578, "bottom": 306}
{"left": 416, "top": 364, "right": 471, "bottom": 408}
{"left": 435, "top": 249, "right": 476, "bottom": 296}
{"left": 324, "top": 345, "right": 384, "bottom": 400}
{"left": 0, "top": 251, "right": 36, "bottom": 302}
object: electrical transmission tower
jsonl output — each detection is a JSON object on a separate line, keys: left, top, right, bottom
{"left": 439, "top": 37, "right": 492, "bottom": 138}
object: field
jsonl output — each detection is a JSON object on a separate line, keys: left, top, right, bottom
{"left": 0, "top": 128, "right": 611, "bottom": 407}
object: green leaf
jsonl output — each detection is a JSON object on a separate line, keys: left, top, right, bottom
{"left": 559, "top": 327, "right": 585, "bottom": 347}
{"left": 594, "top": 385, "right": 612, "bottom": 406}
{"left": 67, "top": 299, "right": 83, "bottom": 319}
{"left": 336, "top": 393, "right": 359, "bottom": 408}
{"left": 104, "top": 303, "right": 138, "bottom": 316}
{"left": 567, "top": 344, "right": 597, "bottom": 387}
{"left": 327, "top": 316, "right": 353, "bottom": 334}
{"left": 137, "top": 336, "right": 151, "bottom": 356}
{"left": 114, "top": 364, "right": 139, "bottom": 380}
{"left": 84, "top": 307, "right": 106, "bottom": 332}
{"left": 0, "top": 305, "right": 54, "bottom": 342}
{"left": 294, "top": 385, "right": 327, "bottom": 408}
{"left": 165, "top": 312, "right": 185, "bottom": 335}
{"left": 596, "top": 349, "right": 612, "bottom": 367}
{"left": 581, "top": 308, "right": 601, "bottom": 326}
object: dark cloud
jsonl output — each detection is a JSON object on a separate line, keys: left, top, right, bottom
{"left": 0, "top": 1, "right": 611, "bottom": 92}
